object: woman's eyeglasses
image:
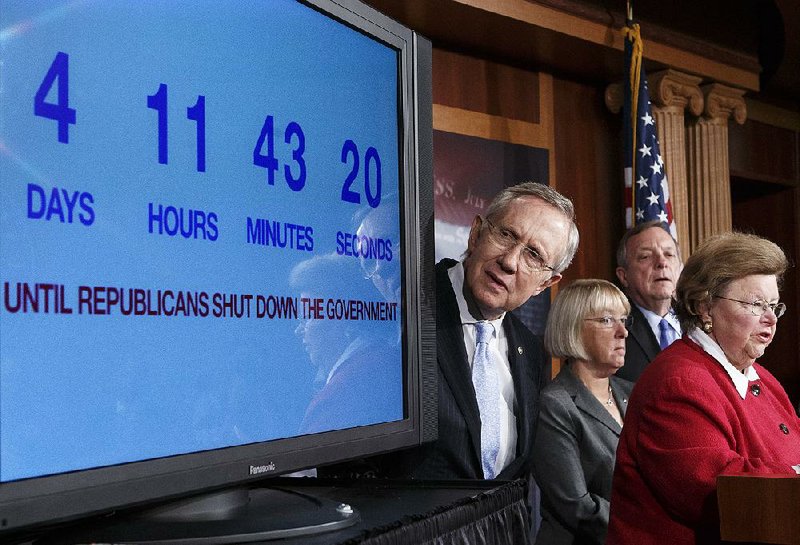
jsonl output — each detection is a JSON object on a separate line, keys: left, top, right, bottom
{"left": 584, "top": 315, "right": 634, "bottom": 328}
{"left": 713, "top": 295, "right": 786, "bottom": 319}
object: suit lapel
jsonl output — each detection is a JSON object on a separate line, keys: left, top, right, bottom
{"left": 505, "top": 317, "right": 534, "bottom": 450}
{"left": 496, "top": 314, "right": 540, "bottom": 480}
{"left": 436, "top": 261, "right": 483, "bottom": 462}
{"left": 559, "top": 366, "right": 622, "bottom": 435}
{"left": 628, "top": 302, "right": 661, "bottom": 362}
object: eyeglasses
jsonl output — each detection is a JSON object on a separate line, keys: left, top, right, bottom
{"left": 713, "top": 295, "right": 787, "bottom": 319}
{"left": 584, "top": 315, "right": 634, "bottom": 328}
{"left": 482, "top": 219, "right": 555, "bottom": 274}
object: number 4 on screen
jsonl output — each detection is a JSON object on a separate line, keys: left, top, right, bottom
{"left": 34, "top": 51, "right": 77, "bottom": 144}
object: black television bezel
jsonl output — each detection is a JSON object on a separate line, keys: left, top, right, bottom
{"left": 0, "top": 0, "right": 435, "bottom": 539}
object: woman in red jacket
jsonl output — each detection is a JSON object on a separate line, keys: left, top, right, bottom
{"left": 607, "top": 232, "right": 800, "bottom": 545}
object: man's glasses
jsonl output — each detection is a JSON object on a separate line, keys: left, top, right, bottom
{"left": 584, "top": 315, "right": 634, "bottom": 329}
{"left": 483, "top": 219, "right": 555, "bottom": 274}
{"left": 713, "top": 295, "right": 787, "bottom": 319}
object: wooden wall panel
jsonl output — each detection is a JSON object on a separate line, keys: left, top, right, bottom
{"left": 552, "top": 77, "right": 624, "bottom": 285}
{"left": 730, "top": 117, "right": 800, "bottom": 403}
{"left": 433, "top": 49, "right": 540, "bottom": 123}
{"left": 430, "top": 48, "right": 554, "bottom": 194}
{"left": 731, "top": 179, "right": 800, "bottom": 405}
{"left": 729, "top": 120, "right": 799, "bottom": 185}
{"left": 431, "top": 49, "right": 624, "bottom": 286}
{"left": 363, "top": 0, "right": 761, "bottom": 93}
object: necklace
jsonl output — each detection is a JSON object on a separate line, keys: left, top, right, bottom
{"left": 606, "top": 384, "right": 614, "bottom": 406}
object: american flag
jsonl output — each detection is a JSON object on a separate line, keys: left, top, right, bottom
{"left": 623, "top": 22, "right": 676, "bottom": 238}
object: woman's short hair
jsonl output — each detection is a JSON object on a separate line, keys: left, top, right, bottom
{"left": 484, "top": 181, "right": 579, "bottom": 274}
{"left": 545, "top": 279, "right": 631, "bottom": 361}
{"left": 674, "top": 231, "right": 788, "bottom": 333}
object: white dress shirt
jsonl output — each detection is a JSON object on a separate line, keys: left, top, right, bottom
{"left": 448, "top": 262, "right": 517, "bottom": 476}
{"left": 688, "top": 328, "right": 759, "bottom": 400}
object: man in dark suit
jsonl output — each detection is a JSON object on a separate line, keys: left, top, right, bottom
{"left": 387, "top": 182, "right": 579, "bottom": 481}
{"left": 614, "top": 221, "right": 682, "bottom": 382}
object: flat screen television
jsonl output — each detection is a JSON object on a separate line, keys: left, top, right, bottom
{"left": 0, "top": 0, "right": 435, "bottom": 542}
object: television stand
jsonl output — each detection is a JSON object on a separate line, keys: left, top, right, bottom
{"left": 42, "top": 487, "right": 358, "bottom": 544}
{"left": 39, "top": 478, "right": 531, "bottom": 545}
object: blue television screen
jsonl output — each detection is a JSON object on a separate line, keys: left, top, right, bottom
{"left": 0, "top": 3, "right": 430, "bottom": 532}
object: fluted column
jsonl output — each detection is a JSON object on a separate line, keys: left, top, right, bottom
{"left": 685, "top": 83, "right": 747, "bottom": 252}
{"left": 649, "top": 70, "right": 703, "bottom": 260}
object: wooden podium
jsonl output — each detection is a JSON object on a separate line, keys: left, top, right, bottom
{"left": 717, "top": 474, "right": 800, "bottom": 544}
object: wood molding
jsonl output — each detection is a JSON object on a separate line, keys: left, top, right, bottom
{"left": 433, "top": 104, "right": 547, "bottom": 148}
{"left": 449, "top": 0, "right": 759, "bottom": 91}
{"left": 432, "top": 72, "right": 555, "bottom": 181}
{"left": 432, "top": 74, "right": 556, "bottom": 189}
{"left": 455, "top": 0, "right": 616, "bottom": 46}
{"left": 533, "top": 0, "right": 760, "bottom": 70}
{"left": 745, "top": 100, "right": 800, "bottom": 131}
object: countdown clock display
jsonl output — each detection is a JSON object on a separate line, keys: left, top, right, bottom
{"left": 0, "top": 1, "right": 404, "bottom": 481}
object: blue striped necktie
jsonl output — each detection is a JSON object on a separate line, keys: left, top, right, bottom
{"left": 659, "top": 318, "right": 673, "bottom": 350}
{"left": 472, "top": 321, "right": 501, "bottom": 479}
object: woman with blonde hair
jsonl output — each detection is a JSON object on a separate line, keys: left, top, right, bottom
{"left": 533, "top": 279, "right": 634, "bottom": 545}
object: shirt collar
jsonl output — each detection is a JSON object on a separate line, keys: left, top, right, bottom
{"left": 449, "top": 261, "right": 506, "bottom": 327}
{"left": 636, "top": 303, "right": 681, "bottom": 334}
{"left": 688, "top": 328, "right": 760, "bottom": 399}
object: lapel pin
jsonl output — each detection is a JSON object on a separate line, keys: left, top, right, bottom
{"left": 517, "top": 346, "right": 523, "bottom": 354}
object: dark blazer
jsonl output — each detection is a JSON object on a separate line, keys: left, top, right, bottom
{"left": 533, "top": 365, "right": 633, "bottom": 545}
{"left": 383, "top": 258, "right": 547, "bottom": 480}
{"left": 615, "top": 300, "right": 660, "bottom": 383}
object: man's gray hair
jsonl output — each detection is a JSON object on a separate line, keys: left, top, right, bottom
{"left": 484, "top": 182, "right": 579, "bottom": 274}
{"left": 615, "top": 220, "right": 677, "bottom": 269}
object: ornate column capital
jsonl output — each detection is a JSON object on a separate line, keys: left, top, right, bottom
{"left": 605, "top": 69, "right": 704, "bottom": 117}
{"left": 649, "top": 69, "right": 704, "bottom": 116}
{"left": 702, "top": 83, "right": 747, "bottom": 124}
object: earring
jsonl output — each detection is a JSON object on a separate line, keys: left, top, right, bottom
{"left": 702, "top": 320, "right": 713, "bottom": 334}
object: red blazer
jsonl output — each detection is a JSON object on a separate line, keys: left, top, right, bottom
{"left": 607, "top": 337, "right": 800, "bottom": 545}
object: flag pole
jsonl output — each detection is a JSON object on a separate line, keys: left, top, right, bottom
{"left": 623, "top": 2, "right": 642, "bottom": 226}
{"left": 620, "top": 3, "right": 677, "bottom": 238}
